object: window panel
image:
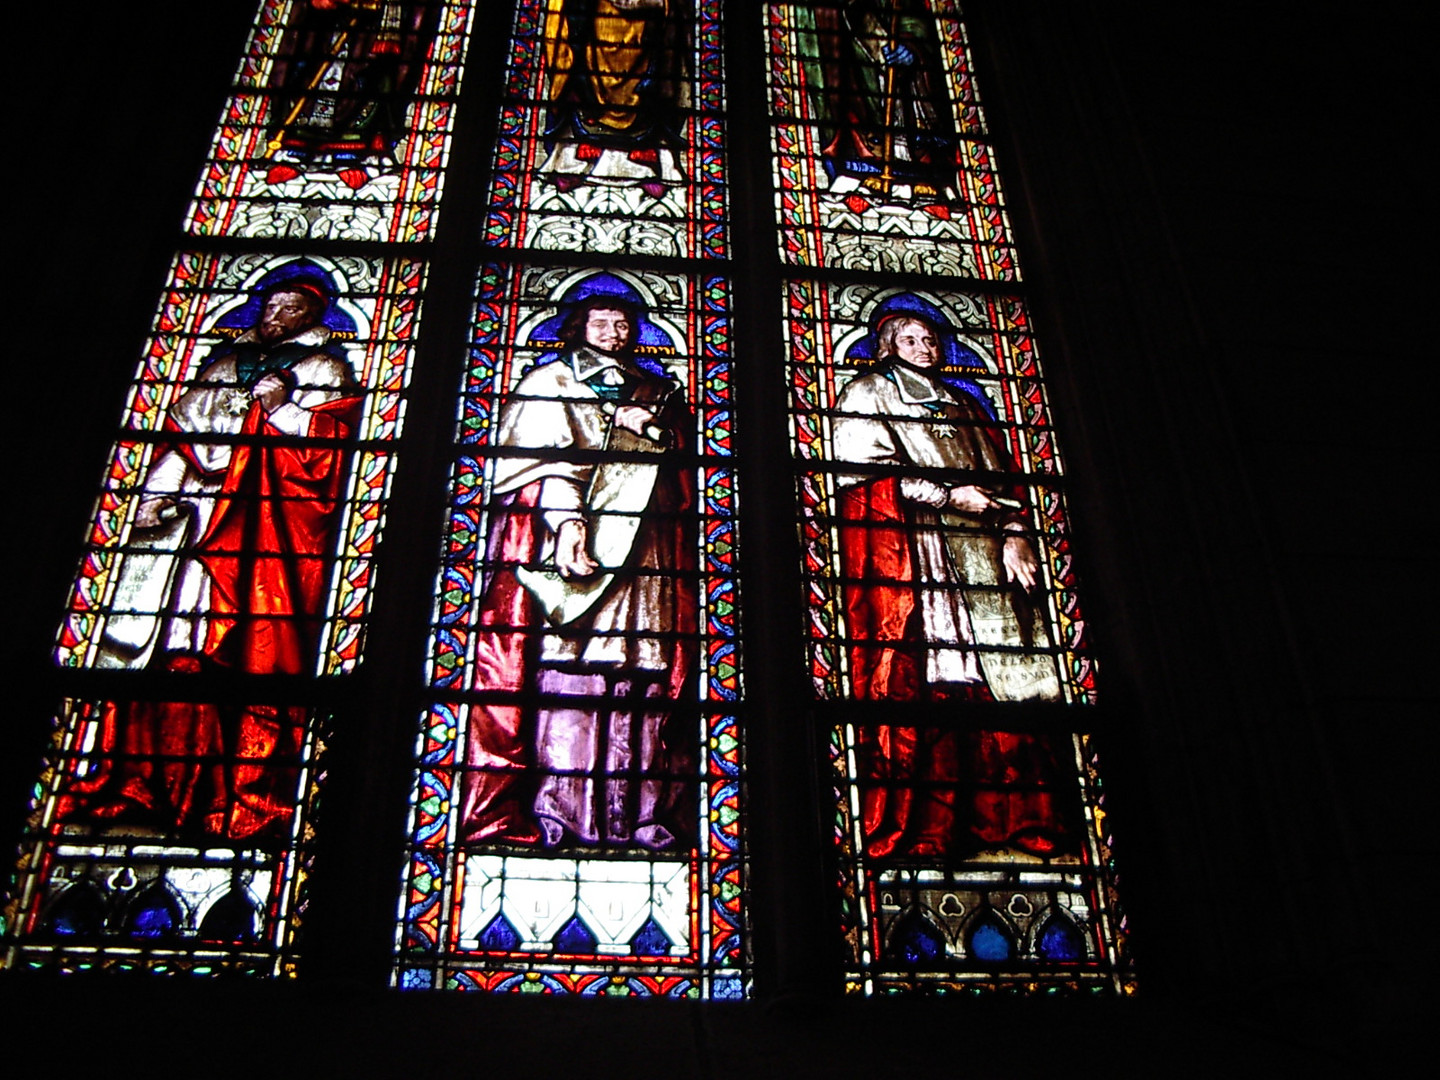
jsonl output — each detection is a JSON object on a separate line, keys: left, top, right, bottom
{"left": 766, "top": 1, "right": 1018, "bottom": 277}
{"left": 185, "top": 0, "right": 476, "bottom": 243}
{"left": 484, "top": 0, "right": 728, "bottom": 258}
{"left": 783, "top": 275, "right": 1125, "bottom": 992}
{"left": 397, "top": 263, "right": 747, "bottom": 997}
{"left": 56, "top": 252, "right": 426, "bottom": 678}
{"left": 6, "top": 699, "right": 328, "bottom": 975}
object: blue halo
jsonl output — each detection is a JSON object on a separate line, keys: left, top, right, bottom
{"left": 214, "top": 260, "right": 357, "bottom": 338}
{"left": 527, "top": 272, "right": 677, "bottom": 378}
{"left": 845, "top": 293, "right": 996, "bottom": 418}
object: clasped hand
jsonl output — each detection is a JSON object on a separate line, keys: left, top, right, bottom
{"left": 883, "top": 44, "right": 916, "bottom": 66}
{"left": 251, "top": 372, "right": 291, "bottom": 413}
{"left": 554, "top": 518, "right": 600, "bottom": 579}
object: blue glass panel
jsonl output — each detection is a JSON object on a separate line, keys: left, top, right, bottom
{"left": 631, "top": 916, "right": 672, "bottom": 955}
{"left": 199, "top": 890, "right": 258, "bottom": 943}
{"left": 126, "top": 886, "right": 181, "bottom": 939}
{"left": 1036, "top": 915, "right": 1084, "bottom": 962}
{"left": 46, "top": 884, "right": 105, "bottom": 937}
{"left": 968, "top": 915, "right": 1013, "bottom": 962}
{"left": 554, "top": 915, "right": 598, "bottom": 954}
{"left": 478, "top": 915, "right": 522, "bottom": 952}
{"left": 892, "top": 910, "right": 946, "bottom": 964}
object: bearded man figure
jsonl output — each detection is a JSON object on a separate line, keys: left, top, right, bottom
{"left": 460, "top": 285, "right": 696, "bottom": 851}
{"left": 61, "top": 274, "right": 362, "bottom": 841}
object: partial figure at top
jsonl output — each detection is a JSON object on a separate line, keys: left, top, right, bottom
{"left": 800, "top": 0, "right": 958, "bottom": 206}
{"left": 265, "top": 0, "right": 441, "bottom": 189}
{"left": 539, "top": 0, "right": 692, "bottom": 198}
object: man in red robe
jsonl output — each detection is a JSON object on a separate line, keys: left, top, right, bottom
{"left": 62, "top": 277, "right": 362, "bottom": 842}
{"left": 832, "top": 312, "right": 1073, "bottom": 859}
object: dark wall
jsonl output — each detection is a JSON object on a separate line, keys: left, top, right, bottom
{"left": 974, "top": 0, "right": 1431, "bottom": 1052}
{"left": 3, "top": 0, "right": 1426, "bottom": 1069}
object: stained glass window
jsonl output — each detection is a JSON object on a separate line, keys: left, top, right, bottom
{"left": 484, "top": 0, "right": 728, "bottom": 258}
{"left": 396, "top": 264, "right": 745, "bottom": 997}
{"left": 771, "top": 3, "right": 1130, "bottom": 994}
{"left": 5, "top": 1, "right": 449, "bottom": 976}
{"left": 186, "top": 0, "right": 475, "bottom": 243}
{"left": 7, "top": 0, "right": 1132, "bottom": 1001}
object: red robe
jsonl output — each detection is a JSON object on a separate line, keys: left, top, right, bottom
{"left": 58, "top": 387, "right": 361, "bottom": 841}
{"left": 839, "top": 477, "right": 1074, "bottom": 859}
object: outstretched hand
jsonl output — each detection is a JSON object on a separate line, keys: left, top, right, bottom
{"left": 555, "top": 518, "right": 599, "bottom": 579}
{"left": 947, "top": 484, "right": 999, "bottom": 515}
{"left": 1002, "top": 535, "right": 1039, "bottom": 591}
{"left": 612, "top": 404, "right": 658, "bottom": 438}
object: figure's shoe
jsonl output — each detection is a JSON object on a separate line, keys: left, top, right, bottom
{"left": 632, "top": 823, "right": 676, "bottom": 850}
{"left": 265, "top": 164, "right": 301, "bottom": 185}
{"left": 337, "top": 168, "right": 369, "bottom": 190}
{"left": 906, "top": 839, "right": 948, "bottom": 856}
{"left": 539, "top": 816, "right": 567, "bottom": 848}
{"left": 1010, "top": 828, "right": 1060, "bottom": 856}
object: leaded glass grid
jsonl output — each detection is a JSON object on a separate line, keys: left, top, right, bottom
{"left": 830, "top": 727, "right": 1130, "bottom": 993}
{"left": 7, "top": 0, "right": 448, "bottom": 979}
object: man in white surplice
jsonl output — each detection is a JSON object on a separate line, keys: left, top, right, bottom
{"left": 462, "top": 299, "right": 696, "bottom": 851}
